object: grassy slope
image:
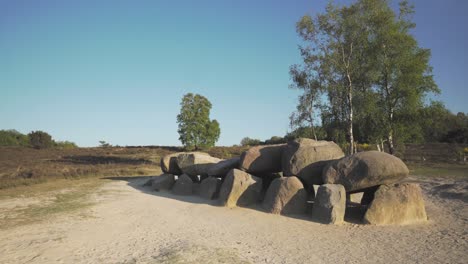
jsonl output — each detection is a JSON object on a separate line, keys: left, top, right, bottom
{"left": 408, "top": 163, "right": 468, "bottom": 179}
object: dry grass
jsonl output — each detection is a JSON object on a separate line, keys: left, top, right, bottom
{"left": 408, "top": 162, "right": 468, "bottom": 179}
{"left": 0, "top": 146, "right": 170, "bottom": 189}
{"left": 0, "top": 146, "right": 248, "bottom": 189}
{"left": 0, "top": 178, "right": 107, "bottom": 229}
{"left": 0, "top": 145, "right": 248, "bottom": 229}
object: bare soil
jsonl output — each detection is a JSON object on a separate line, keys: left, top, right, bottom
{"left": 0, "top": 174, "right": 466, "bottom": 264}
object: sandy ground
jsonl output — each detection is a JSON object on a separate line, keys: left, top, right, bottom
{"left": 0, "top": 176, "right": 466, "bottom": 264}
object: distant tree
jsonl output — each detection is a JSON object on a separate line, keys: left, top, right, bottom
{"left": 295, "top": 1, "right": 375, "bottom": 154}
{"left": 285, "top": 126, "right": 327, "bottom": 142}
{"left": 54, "top": 141, "right": 78, "bottom": 149}
{"left": 289, "top": 63, "right": 325, "bottom": 141}
{"left": 0, "top": 129, "right": 29, "bottom": 146}
{"left": 370, "top": 0, "right": 439, "bottom": 154}
{"left": 28, "top": 131, "right": 53, "bottom": 149}
{"left": 99, "top": 141, "right": 112, "bottom": 148}
{"left": 240, "top": 137, "right": 262, "bottom": 146}
{"left": 264, "top": 136, "right": 287, "bottom": 145}
{"left": 177, "top": 93, "right": 220, "bottom": 150}
{"left": 292, "top": 0, "right": 439, "bottom": 154}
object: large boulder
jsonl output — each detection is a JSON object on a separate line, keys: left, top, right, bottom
{"left": 152, "top": 174, "right": 176, "bottom": 191}
{"left": 262, "top": 177, "right": 308, "bottom": 215}
{"left": 218, "top": 169, "right": 263, "bottom": 208}
{"left": 160, "top": 153, "right": 183, "bottom": 175}
{"left": 282, "top": 138, "right": 344, "bottom": 186}
{"left": 257, "top": 172, "right": 283, "bottom": 196}
{"left": 239, "top": 144, "right": 285, "bottom": 174}
{"left": 172, "top": 174, "right": 193, "bottom": 196}
{"left": 322, "top": 151, "right": 409, "bottom": 192}
{"left": 177, "top": 152, "right": 222, "bottom": 177}
{"left": 312, "top": 184, "right": 346, "bottom": 224}
{"left": 363, "top": 183, "right": 428, "bottom": 225}
{"left": 208, "top": 157, "right": 240, "bottom": 177}
{"left": 199, "top": 177, "right": 222, "bottom": 200}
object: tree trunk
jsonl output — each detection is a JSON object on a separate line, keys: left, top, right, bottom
{"left": 348, "top": 83, "right": 354, "bottom": 155}
{"left": 387, "top": 108, "right": 395, "bottom": 155}
{"left": 312, "top": 125, "right": 318, "bottom": 141}
{"left": 387, "top": 134, "right": 394, "bottom": 155}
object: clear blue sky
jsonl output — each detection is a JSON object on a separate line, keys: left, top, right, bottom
{"left": 1, "top": 0, "right": 467, "bottom": 147}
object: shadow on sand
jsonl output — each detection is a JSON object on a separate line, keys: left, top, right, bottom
{"left": 102, "top": 176, "right": 367, "bottom": 225}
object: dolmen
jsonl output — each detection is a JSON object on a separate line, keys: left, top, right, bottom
{"left": 147, "top": 139, "right": 428, "bottom": 226}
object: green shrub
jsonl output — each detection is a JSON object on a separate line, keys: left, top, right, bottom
{"left": 28, "top": 131, "right": 53, "bottom": 149}
{"left": 0, "top": 129, "right": 29, "bottom": 146}
{"left": 54, "top": 141, "right": 78, "bottom": 149}
{"left": 240, "top": 137, "right": 262, "bottom": 146}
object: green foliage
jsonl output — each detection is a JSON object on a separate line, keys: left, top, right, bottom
{"left": 54, "top": 141, "right": 78, "bottom": 149}
{"left": 99, "top": 140, "right": 112, "bottom": 148}
{"left": 240, "top": 137, "right": 262, "bottom": 146}
{"left": 285, "top": 127, "right": 326, "bottom": 141}
{"left": 177, "top": 93, "right": 220, "bottom": 150}
{"left": 28, "top": 131, "right": 53, "bottom": 149}
{"left": 0, "top": 129, "right": 78, "bottom": 149}
{"left": 264, "top": 136, "right": 287, "bottom": 145}
{"left": 0, "top": 129, "right": 29, "bottom": 146}
{"left": 292, "top": 0, "right": 439, "bottom": 152}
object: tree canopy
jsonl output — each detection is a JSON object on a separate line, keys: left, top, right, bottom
{"left": 177, "top": 93, "right": 220, "bottom": 150}
{"left": 290, "top": 0, "right": 440, "bottom": 154}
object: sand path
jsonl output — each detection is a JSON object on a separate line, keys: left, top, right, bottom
{"left": 0, "top": 177, "right": 466, "bottom": 264}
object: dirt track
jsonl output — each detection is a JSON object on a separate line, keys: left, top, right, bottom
{"left": 0, "top": 176, "right": 466, "bottom": 264}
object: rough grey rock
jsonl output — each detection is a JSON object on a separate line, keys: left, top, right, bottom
{"left": 218, "top": 169, "right": 263, "bottom": 208}
{"left": 172, "top": 174, "right": 193, "bottom": 196}
{"left": 322, "top": 151, "right": 409, "bottom": 192}
{"left": 152, "top": 174, "right": 176, "bottom": 191}
{"left": 258, "top": 172, "right": 283, "bottom": 195}
{"left": 312, "top": 184, "right": 346, "bottom": 224}
{"left": 208, "top": 157, "right": 240, "bottom": 177}
{"left": 239, "top": 144, "right": 285, "bottom": 174}
{"left": 160, "top": 153, "right": 183, "bottom": 175}
{"left": 363, "top": 183, "right": 428, "bottom": 225}
{"left": 199, "top": 177, "right": 222, "bottom": 200}
{"left": 262, "top": 177, "right": 308, "bottom": 215}
{"left": 282, "top": 138, "right": 344, "bottom": 186}
{"left": 177, "top": 152, "right": 222, "bottom": 177}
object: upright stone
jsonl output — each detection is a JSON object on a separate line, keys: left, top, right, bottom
{"left": 218, "top": 169, "right": 263, "bottom": 208}
{"left": 258, "top": 172, "right": 283, "bottom": 195}
{"left": 262, "top": 177, "right": 308, "bottom": 215}
{"left": 172, "top": 174, "right": 193, "bottom": 196}
{"left": 312, "top": 184, "right": 346, "bottom": 224}
{"left": 177, "top": 152, "right": 222, "bottom": 177}
{"left": 239, "top": 144, "right": 285, "bottom": 174}
{"left": 160, "top": 153, "right": 183, "bottom": 175}
{"left": 152, "top": 174, "right": 176, "bottom": 191}
{"left": 282, "top": 138, "right": 344, "bottom": 186}
{"left": 363, "top": 183, "right": 428, "bottom": 225}
{"left": 199, "top": 177, "right": 222, "bottom": 200}
{"left": 208, "top": 157, "right": 240, "bottom": 178}
{"left": 322, "top": 151, "right": 409, "bottom": 192}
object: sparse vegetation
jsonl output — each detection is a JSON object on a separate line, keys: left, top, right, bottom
{"left": 0, "top": 178, "right": 106, "bottom": 229}
{"left": 0, "top": 145, "right": 246, "bottom": 189}
{"left": 408, "top": 163, "right": 468, "bottom": 179}
{"left": 99, "top": 140, "right": 112, "bottom": 148}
